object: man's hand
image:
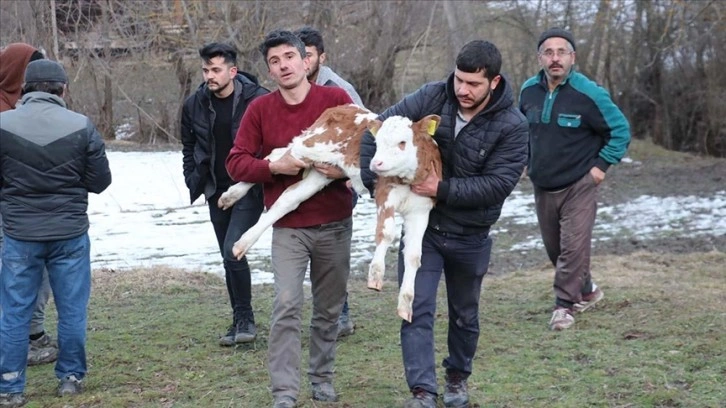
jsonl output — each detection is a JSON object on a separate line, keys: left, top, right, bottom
{"left": 269, "top": 150, "right": 307, "bottom": 175}
{"left": 313, "top": 162, "right": 346, "bottom": 179}
{"left": 590, "top": 166, "right": 606, "bottom": 185}
{"left": 411, "top": 163, "right": 440, "bottom": 197}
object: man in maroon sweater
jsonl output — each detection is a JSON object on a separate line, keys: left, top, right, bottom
{"left": 226, "top": 30, "right": 353, "bottom": 408}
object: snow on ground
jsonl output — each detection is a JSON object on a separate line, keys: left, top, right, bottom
{"left": 88, "top": 152, "right": 726, "bottom": 283}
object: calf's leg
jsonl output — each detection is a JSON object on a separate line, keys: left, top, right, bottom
{"left": 232, "top": 170, "right": 332, "bottom": 259}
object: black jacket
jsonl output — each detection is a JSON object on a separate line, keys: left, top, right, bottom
{"left": 360, "top": 73, "right": 529, "bottom": 234}
{"left": 0, "top": 92, "right": 112, "bottom": 241}
{"left": 181, "top": 72, "right": 268, "bottom": 203}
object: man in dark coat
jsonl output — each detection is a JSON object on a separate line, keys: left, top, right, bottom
{"left": 181, "top": 42, "right": 268, "bottom": 346}
{"left": 360, "top": 40, "right": 529, "bottom": 408}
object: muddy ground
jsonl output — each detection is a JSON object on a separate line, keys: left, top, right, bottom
{"left": 488, "top": 141, "right": 726, "bottom": 275}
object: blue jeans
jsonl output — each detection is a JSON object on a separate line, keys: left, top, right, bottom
{"left": 399, "top": 228, "right": 492, "bottom": 395}
{"left": 0, "top": 233, "right": 91, "bottom": 394}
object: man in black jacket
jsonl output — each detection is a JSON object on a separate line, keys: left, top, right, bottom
{"left": 181, "top": 43, "right": 268, "bottom": 346}
{"left": 360, "top": 41, "right": 529, "bottom": 408}
{"left": 0, "top": 59, "right": 112, "bottom": 405}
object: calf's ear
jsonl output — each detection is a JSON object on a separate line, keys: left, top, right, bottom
{"left": 420, "top": 115, "right": 441, "bottom": 136}
{"left": 367, "top": 120, "right": 383, "bottom": 137}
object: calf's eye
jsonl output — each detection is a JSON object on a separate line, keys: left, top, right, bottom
{"left": 398, "top": 141, "right": 406, "bottom": 150}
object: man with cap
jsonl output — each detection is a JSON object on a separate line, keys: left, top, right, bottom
{"left": 519, "top": 27, "right": 630, "bottom": 330}
{"left": 0, "top": 42, "right": 60, "bottom": 368}
{"left": 0, "top": 59, "right": 112, "bottom": 406}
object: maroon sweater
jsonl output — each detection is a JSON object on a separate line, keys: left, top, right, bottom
{"left": 226, "top": 84, "right": 353, "bottom": 228}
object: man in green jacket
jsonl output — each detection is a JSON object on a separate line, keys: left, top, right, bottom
{"left": 519, "top": 27, "right": 631, "bottom": 331}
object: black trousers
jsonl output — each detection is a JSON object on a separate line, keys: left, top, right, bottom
{"left": 207, "top": 186, "right": 264, "bottom": 321}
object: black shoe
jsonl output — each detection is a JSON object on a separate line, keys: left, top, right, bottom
{"left": 311, "top": 382, "right": 338, "bottom": 402}
{"left": 57, "top": 375, "right": 83, "bottom": 397}
{"left": 336, "top": 309, "right": 355, "bottom": 338}
{"left": 403, "top": 387, "right": 437, "bottom": 408}
{"left": 0, "top": 392, "right": 27, "bottom": 408}
{"left": 219, "top": 324, "right": 237, "bottom": 346}
{"left": 234, "top": 315, "right": 257, "bottom": 343}
{"left": 443, "top": 370, "right": 469, "bottom": 408}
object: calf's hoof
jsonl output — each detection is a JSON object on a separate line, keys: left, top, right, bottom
{"left": 217, "top": 193, "right": 236, "bottom": 210}
{"left": 232, "top": 242, "right": 249, "bottom": 260}
{"left": 397, "top": 292, "right": 414, "bottom": 322}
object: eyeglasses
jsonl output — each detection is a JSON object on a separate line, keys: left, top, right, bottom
{"left": 539, "top": 49, "right": 573, "bottom": 58}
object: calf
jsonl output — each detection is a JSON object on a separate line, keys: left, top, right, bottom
{"left": 367, "top": 115, "right": 442, "bottom": 322}
{"left": 219, "top": 104, "right": 441, "bottom": 322}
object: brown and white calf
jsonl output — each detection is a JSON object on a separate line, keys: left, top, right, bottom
{"left": 366, "top": 114, "right": 442, "bottom": 322}
{"left": 218, "top": 104, "right": 441, "bottom": 322}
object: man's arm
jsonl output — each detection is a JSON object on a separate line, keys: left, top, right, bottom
{"left": 84, "top": 120, "right": 112, "bottom": 194}
{"left": 591, "top": 87, "right": 631, "bottom": 172}
{"left": 180, "top": 99, "right": 196, "bottom": 188}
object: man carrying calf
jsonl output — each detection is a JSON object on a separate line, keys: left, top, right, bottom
{"left": 361, "top": 40, "right": 529, "bottom": 408}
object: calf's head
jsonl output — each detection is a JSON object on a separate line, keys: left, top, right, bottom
{"left": 369, "top": 115, "right": 441, "bottom": 183}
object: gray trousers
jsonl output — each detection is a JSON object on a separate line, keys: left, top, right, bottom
{"left": 534, "top": 172, "right": 598, "bottom": 306}
{"left": 0, "top": 217, "right": 51, "bottom": 336}
{"left": 268, "top": 217, "right": 351, "bottom": 400}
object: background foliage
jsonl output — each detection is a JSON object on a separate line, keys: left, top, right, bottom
{"left": 1, "top": 0, "right": 725, "bottom": 156}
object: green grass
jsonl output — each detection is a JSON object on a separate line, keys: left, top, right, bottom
{"left": 22, "top": 250, "right": 726, "bottom": 407}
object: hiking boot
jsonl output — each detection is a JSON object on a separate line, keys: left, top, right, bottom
{"left": 57, "top": 375, "right": 83, "bottom": 397}
{"left": 272, "top": 396, "right": 296, "bottom": 408}
{"left": 574, "top": 287, "right": 604, "bottom": 313}
{"left": 0, "top": 393, "right": 26, "bottom": 408}
{"left": 28, "top": 333, "right": 58, "bottom": 366}
{"left": 549, "top": 307, "right": 575, "bottom": 331}
{"left": 336, "top": 309, "right": 355, "bottom": 338}
{"left": 443, "top": 370, "right": 469, "bottom": 407}
{"left": 311, "top": 382, "right": 338, "bottom": 402}
{"left": 403, "top": 387, "right": 437, "bottom": 408}
{"left": 234, "top": 315, "right": 257, "bottom": 343}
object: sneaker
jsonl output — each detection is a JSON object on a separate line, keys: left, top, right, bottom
{"left": 549, "top": 307, "right": 575, "bottom": 331}
{"left": 219, "top": 324, "right": 237, "bottom": 347}
{"left": 573, "top": 287, "right": 604, "bottom": 313}
{"left": 336, "top": 309, "right": 355, "bottom": 338}
{"left": 234, "top": 315, "right": 257, "bottom": 343}
{"left": 403, "top": 387, "right": 437, "bottom": 408}
{"left": 28, "top": 333, "right": 58, "bottom": 366}
{"left": 272, "top": 396, "right": 296, "bottom": 408}
{"left": 443, "top": 370, "right": 469, "bottom": 407}
{"left": 311, "top": 382, "right": 338, "bottom": 402}
{"left": 57, "top": 375, "right": 83, "bottom": 397}
{"left": 0, "top": 393, "right": 27, "bottom": 408}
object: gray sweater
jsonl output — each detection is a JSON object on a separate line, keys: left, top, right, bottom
{"left": 316, "top": 65, "right": 365, "bottom": 108}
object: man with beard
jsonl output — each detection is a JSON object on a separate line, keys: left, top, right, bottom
{"left": 0, "top": 42, "right": 59, "bottom": 368}
{"left": 519, "top": 28, "right": 630, "bottom": 331}
{"left": 226, "top": 30, "right": 354, "bottom": 408}
{"left": 181, "top": 42, "right": 268, "bottom": 346}
{"left": 294, "top": 26, "right": 364, "bottom": 338}
{"left": 360, "top": 40, "right": 529, "bottom": 408}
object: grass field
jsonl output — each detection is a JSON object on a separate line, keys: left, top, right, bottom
{"left": 20, "top": 249, "right": 726, "bottom": 408}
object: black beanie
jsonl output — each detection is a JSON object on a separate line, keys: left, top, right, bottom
{"left": 24, "top": 59, "right": 68, "bottom": 84}
{"left": 537, "top": 27, "right": 576, "bottom": 51}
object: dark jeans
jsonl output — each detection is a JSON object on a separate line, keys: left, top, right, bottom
{"left": 208, "top": 186, "right": 263, "bottom": 321}
{"left": 399, "top": 228, "right": 492, "bottom": 395}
